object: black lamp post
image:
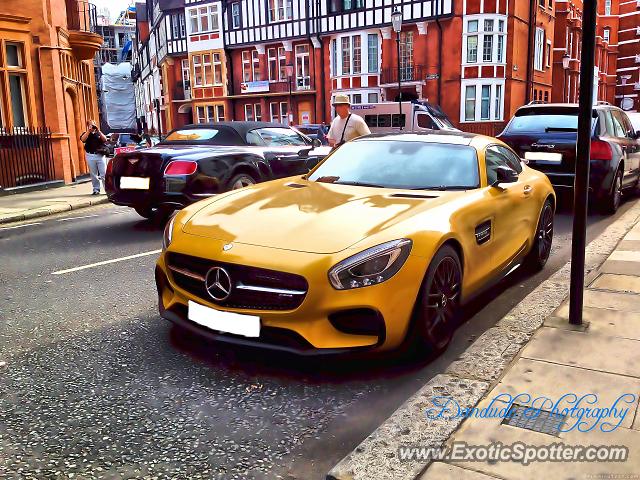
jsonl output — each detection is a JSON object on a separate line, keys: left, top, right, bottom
{"left": 286, "top": 63, "right": 294, "bottom": 125}
{"left": 391, "top": 8, "right": 403, "bottom": 130}
{"left": 562, "top": 53, "right": 570, "bottom": 103}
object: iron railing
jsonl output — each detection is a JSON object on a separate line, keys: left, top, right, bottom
{"left": 380, "top": 65, "right": 426, "bottom": 84}
{"left": 66, "top": 0, "right": 97, "bottom": 33}
{"left": 0, "top": 127, "right": 56, "bottom": 189}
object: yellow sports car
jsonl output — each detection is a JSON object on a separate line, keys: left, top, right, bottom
{"left": 156, "top": 132, "right": 555, "bottom": 355}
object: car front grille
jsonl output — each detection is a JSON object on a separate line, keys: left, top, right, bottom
{"left": 166, "top": 252, "right": 308, "bottom": 311}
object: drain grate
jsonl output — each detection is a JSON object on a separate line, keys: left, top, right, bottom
{"left": 502, "top": 404, "right": 566, "bottom": 437}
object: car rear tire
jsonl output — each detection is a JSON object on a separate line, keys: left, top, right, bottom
{"left": 408, "top": 245, "right": 462, "bottom": 356}
{"left": 602, "top": 169, "right": 623, "bottom": 214}
{"left": 524, "top": 199, "right": 554, "bottom": 272}
{"left": 134, "top": 206, "right": 154, "bottom": 219}
{"left": 228, "top": 173, "right": 256, "bottom": 191}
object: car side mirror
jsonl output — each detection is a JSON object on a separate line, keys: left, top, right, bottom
{"left": 312, "top": 138, "right": 322, "bottom": 148}
{"left": 298, "top": 147, "right": 313, "bottom": 157}
{"left": 491, "top": 166, "right": 518, "bottom": 187}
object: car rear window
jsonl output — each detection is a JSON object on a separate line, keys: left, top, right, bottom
{"left": 162, "top": 128, "right": 242, "bottom": 145}
{"left": 505, "top": 107, "right": 596, "bottom": 134}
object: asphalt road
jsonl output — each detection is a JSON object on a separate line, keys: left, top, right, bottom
{"left": 0, "top": 194, "right": 637, "bottom": 480}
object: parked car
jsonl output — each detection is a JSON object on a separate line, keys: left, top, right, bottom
{"left": 351, "top": 101, "right": 460, "bottom": 134}
{"left": 105, "top": 122, "right": 331, "bottom": 220}
{"left": 156, "top": 131, "right": 555, "bottom": 356}
{"left": 498, "top": 103, "right": 640, "bottom": 213}
{"left": 294, "top": 124, "right": 329, "bottom": 145}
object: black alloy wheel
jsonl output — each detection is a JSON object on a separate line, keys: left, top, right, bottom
{"left": 524, "top": 199, "right": 554, "bottom": 271}
{"left": 410, "top": 245, "right": 462, "bottom": 355}
{"left": 603, "top": 169, "right": 623, "bottom": 214}
{"left": 228, "top": 173, "right": 257, "bottom": 191}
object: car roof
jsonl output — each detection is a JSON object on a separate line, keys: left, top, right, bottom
{"left": 179, "top": 121, "right": 294, "bottom": 138}
{"left": 353, "top": 130, "right": 479, "bottom": 146}
{"left": 516, "top": 102, "right": 623, "bottom": 112}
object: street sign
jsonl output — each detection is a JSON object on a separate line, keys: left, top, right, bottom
{"left": 425, "top": 73, "right": 439, "bottom": 80}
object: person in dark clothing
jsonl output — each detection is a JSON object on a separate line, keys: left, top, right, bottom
{"left": 79, "top": 119, "right": 108, "bottom": 195}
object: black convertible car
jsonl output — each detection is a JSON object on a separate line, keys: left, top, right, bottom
{"left": 105, "top": 122, "right": 331, "bottom": 219}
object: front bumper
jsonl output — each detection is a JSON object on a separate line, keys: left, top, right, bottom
{"left": 155, "top": 236, "right": 427, "bottom": 354}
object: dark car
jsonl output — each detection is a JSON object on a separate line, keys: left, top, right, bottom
{"left": 498, "top": 103, "right": 640, "bottom": 213}
{"left": 105, "top": 122, "right": 331, "bottom": 219}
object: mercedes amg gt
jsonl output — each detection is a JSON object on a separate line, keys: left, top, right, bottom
{"left": 155, "top": 132, "right": 555, "bottom": 355}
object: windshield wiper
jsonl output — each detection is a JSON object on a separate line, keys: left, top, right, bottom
{"left": 334, "top": 181, "right": 385, "bottom": 188}
{"left": 412, "top": 185, "right": 472, "bottom": 191}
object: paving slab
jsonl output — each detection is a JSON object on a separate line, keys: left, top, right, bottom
{"left": 489, "top": 358, "right": 640, "bottom": 430}
{"left": 590, "top": 274, "right": 640, "bottom": 294}
{"left": 581, "top": 289, "right": 640, "bottom": 313}
{"left": 521, "top": 327, "right": 640, "bottom": 378}
{"left": 419, "top": 462, "right": 499, "bottom": 480}
{"left": 608, "top": 251, "right": 640, "bottom": 263}
{"left": 546, "top": 307, "right": 640, "bottom": 340}
{"left": 618, "top": 240, "right": 640, "bottom": 252}
{"left": 600, "top": 260, "right": 640, "bottom": 276}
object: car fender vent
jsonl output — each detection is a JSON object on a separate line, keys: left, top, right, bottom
{"left": 286, "top": 182, "right": 307, "bottom": 189}
{"left": 389, "top": 193, "right": 438, "bottom": 199}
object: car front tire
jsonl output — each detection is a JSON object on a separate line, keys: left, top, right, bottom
{"left": 408, "top": 245, "right": 462, "bottom": 357}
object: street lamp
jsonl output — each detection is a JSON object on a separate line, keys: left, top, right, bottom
{"left": 285, "top": 63, "right": 294, "bottom": 125}
{"left": 562, "top": 53, "right": 570, "bottom": 103}
{"left": 391, "top": 8, "right": 403, "bottom": 130}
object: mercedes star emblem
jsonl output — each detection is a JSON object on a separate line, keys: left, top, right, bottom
{"left": 205, "top": 267, "right": 233, "bottom": 301}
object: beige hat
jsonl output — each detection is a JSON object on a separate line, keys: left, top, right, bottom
{"left": 332, "top": 94, "right": 350, "bottom": 105}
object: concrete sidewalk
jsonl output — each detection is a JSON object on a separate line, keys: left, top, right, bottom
{"left": 419, "top": 221, "right": 640, "bottom": 479}
{"left": 0, "top": 182, "right": 108, "bottom": 225}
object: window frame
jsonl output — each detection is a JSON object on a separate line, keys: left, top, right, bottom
{"left": 188, "top": 5, "right": 220, "bottom": 35}
{"left": 463, "top": 15, "right": 507, "bottom": 66}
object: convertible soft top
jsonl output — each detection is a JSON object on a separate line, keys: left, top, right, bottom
{"left": 178, "top": 121, "right": 293, "bottom": 142}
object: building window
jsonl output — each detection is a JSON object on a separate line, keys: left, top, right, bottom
{"left": 192, "top": 53, "right": 220, "bottom": 87}
{"left": 352, "top": 94, "right": 362, "bottom": 104}
{"left": 255, "top": 104, "right": 262, "bottom": 121}
{"left": 280, "top": 102, "right": 289, "bottom": 124}
{"left": 400, "top": 31, "right": 414, "bottom": 80}
{"left": 268, "top": 0, "right": 293, "bottom": 23}
{"left": 465, "top": 86, "right": 476, "bottom": 121}
{"left": 352, "top": 36, "right": 361, "bottom": 74}
{"left": 331, "top": 39, "right": 337, "bottom": 76}
{"left": 367, "top": 34, "right": 378, "bottom": 73}
{"left": 270, "top": 102, "right": 278, "bottom": 122}
{"left": 181, "top": 58, "right": 190, "bottom": 92}
{"left": 268, "top": 48, "right": 277, "bottom": 81}
{"left": 252, "top": 50, "right": 261, "bottom": 81}
{"left": 189, "top": 5, "right": 219, "bottom": 34}
{"left": 603, "top": 28, "right": 610, "bottom": 43}
{"left": 368, "top": 92, "right": 378, "bottom": 103}
{"left": 244, "top": 103, "right": 254, "bottom": 121}
{"left": 534, "top": 28, "right": 545, "bottom": 71}
{"left": 277, "top": 47, "right": 286, "bottom": 81}
{"left": 462, "top": 82, "right": 505, "bottom": 122}
{"left": 172, "top": 13, "right": 186, "bottom": 38}
{"left": 295, "top": 44, "right": 310, "bottom": 90}
{"left": 464, "top": 16, "right": 506, "bottom": 64}
{"left": 329, "top": 0, "right": 365, "bottom": 13}
{"left": 231, "top": 2, "right": 241, "bottom": 29}
{"left": 196, "top": 104, "right": 224, "bottom": 123}
{"left": 213, "top": 53, "right": 222, "bottom": 84}
{"left": 604, "top": 0, "right": 611, "bottom": 15}
{"left": 341, "top": 37, "right": 350, "bottom": 75}
{"left": 242, "top": 50, "right": 251, "bottom": 82}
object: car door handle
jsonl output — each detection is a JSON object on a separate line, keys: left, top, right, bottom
{"left": 523, "top": 185, "right": 533, "bottom": 195}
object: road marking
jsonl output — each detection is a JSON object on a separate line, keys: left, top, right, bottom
{"left": 0, "top": 223, "right": 42, "bottom": 231}
{"left": 57, "top": 214, "right": 100, "bottom": 222}
{"left": 52, "top": 249, "right": 162, "bottom": 275}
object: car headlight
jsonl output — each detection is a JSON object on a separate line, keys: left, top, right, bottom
{"left": 162, "top": 214, "right": 177, "bottom": 250}
{"left": 328, "top": 239, "right": 412, "bottom": 290}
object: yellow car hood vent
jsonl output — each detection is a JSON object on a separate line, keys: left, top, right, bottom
{"left": 182, "top": 179, "right": 446, "bottom": 254}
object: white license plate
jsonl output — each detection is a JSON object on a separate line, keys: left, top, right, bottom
{"left": 187, "top": 300, "right": 260, "bottom": 338}
{"left": 120, "top": 176, "right": 150, "bottom": 190}
{"left": 525, "top": 152, "right": 563, "bottom": 163}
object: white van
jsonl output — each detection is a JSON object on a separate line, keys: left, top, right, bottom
{"left": 349, "top": 101, "right": 460, "bottom": 134}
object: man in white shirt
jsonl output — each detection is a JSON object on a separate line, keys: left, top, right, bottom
{"left": 327, "top": 94, "right": 371, "bottom": 147}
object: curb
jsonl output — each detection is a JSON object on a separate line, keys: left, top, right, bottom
{"left": 326, "top": 199, "right": 640, "bottom": 480}
{"left": 0, "top": 197, "right": 109, "bottom": 225}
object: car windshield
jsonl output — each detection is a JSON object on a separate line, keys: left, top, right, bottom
{"left": 506, "top": 107, "right": 597, "bottom": 133}
{"left": 308, "top": 140, "right": 479, "bottom": 190}
{"left": 249, "top": 128, "right": 308, "bottom": 146}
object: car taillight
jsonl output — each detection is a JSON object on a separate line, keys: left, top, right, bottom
{"left": 106, "top": 158, "right": 113, "bottom": 175}
{"left": 590, "top": 140, "right": 613, "bottom": 161}
{"left": 164, "top": 160, "right": 198, "bottom": 176}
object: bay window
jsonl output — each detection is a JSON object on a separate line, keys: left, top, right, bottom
{"left": 189, "top": 5, "right": 219, "bottom": 34}
{"left": 192, "top": 53, "right": 221, "bottom": 87}
{"left": 463, "top": 15, "right": 507, "bottom": 65}
{"left": 461, "top": 81, "right": 505, "bottom": 122}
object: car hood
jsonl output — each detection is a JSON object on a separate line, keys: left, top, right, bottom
{"left": 182, "top": 178, "right": 458, "bottom": 254}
